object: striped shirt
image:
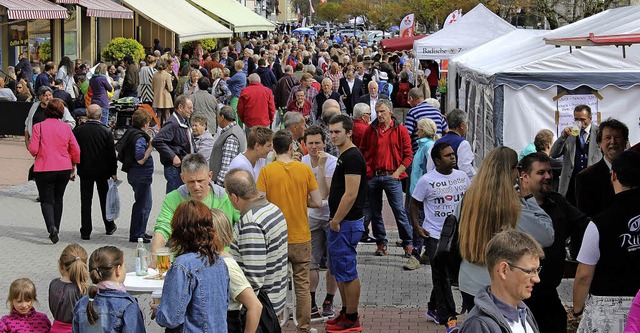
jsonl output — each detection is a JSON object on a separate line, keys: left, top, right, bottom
{"left": 404, "top": 101, "right": 449, "bottom": 152}
{"left": 229, "top": 198, "right": 289, "bottom": 314}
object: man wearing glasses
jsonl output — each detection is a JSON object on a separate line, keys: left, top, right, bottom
{"left": 518, "top": 152, "right": 589, "bottom": 333}
{"left": 460, "top": 229, "right": 544, "bottom": 333}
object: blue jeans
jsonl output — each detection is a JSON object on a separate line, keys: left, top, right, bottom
{"left": 100, "top": 107, "right": 109, "bottom": 126}
{"left": 405, "top": 191, "right": 426, "bottom": 258}
{"left": 163, "top": 165, "right": 183, "bottom": 194}
{"left": 128, "top": 172, "right": 152, "bottom": 241}
{"left": 368, "top": 175, "right": 413, "bottom": 247}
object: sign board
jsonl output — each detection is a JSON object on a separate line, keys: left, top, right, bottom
{"left": 9, "top": 22, "right": 28, "bottom": 47}
{"left": 556, "top": 94, "right": 598, "bottom": 130}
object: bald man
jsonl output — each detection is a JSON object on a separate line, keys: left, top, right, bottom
{"left": 237, "top": 73, "right": 276, "bottom": 134}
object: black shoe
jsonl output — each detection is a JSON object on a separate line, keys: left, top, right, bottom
{"left": 143, "top": 233, "right": 153, "bottom": 239}
{"left": 359, "top": 235, "right": 376, "bottom": 243}
{"left": 49, "top": 227, "right": 59, "bottom": 244}
{"left": 80, "top": 235, "right": 90, "bottom": 240}
{"left": 106, "top": 224, "right": 117, "bottom": 235}
{"left": 130, "top": 238, "right": 150, "bottom": 243}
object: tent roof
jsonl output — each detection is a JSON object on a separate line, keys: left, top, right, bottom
{"left": 452, "top": 5, "right": 640, "bottom": 90}
{"left": 413, "top": 4, "right": 515, "bottom": 60}
{"left": 188, "top": 0, "right": 275, "bottom": 33}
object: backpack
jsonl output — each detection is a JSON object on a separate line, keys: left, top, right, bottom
{"left": 434, "top": 213, "right": 462, "bottom": 283}
{"left": 240, "top": 288, "right": 282, "bottom": 333}
{"left": 396, "top": 82, "right": 411, "bottom": 107}
{"left": 378, "top": 81, "right": 389, "bottom": 96}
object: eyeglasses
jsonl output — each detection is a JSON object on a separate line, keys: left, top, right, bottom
{"left": 17, "top": 86, "right": 23, "bottom": 89}
{"left": 507, "top": 262, "right": 542, "bottom": 276}
{"left": 363, "top": 112, "right": 371, "bottom": 116}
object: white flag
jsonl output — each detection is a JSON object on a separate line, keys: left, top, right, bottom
{"left": 399, "top": 14, "right": 415, "bottom": 37}
{"left": 302, "top": 17, "right": 307, "bottom": 27}
{"left": 444, "top": 9, "right": 462, "bottom": 27}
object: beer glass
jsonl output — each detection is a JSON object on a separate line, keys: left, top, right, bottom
{"left": 155, "top": 248, "right": 171, "bottom": 278}
{"left": 571, "top": 120, "right": 581, "bottom": 136}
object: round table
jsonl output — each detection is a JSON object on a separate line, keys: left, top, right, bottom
{"left": 124, "top": 269, "right": 164, "bottom": 294}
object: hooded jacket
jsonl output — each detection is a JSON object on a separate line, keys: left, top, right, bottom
{"left": 460, "top": 286, "right": 540, "bottom": 333}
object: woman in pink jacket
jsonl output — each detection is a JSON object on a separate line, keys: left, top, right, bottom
{"left": 28, "top": 98, "right": 81, "bottom": 244}
{"left": 626, "top": 290, "right": 640, "bottom": 333}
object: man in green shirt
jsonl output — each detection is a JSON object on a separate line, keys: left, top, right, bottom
{"left": 150, "top": 153, "right": 240, "bottom": 263}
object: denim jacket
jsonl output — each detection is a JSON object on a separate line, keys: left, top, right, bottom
{"left": 72, "top": 289, "right": 145, "bottom": 333}
{"left": 156, "top": 252, "right": 229, "bottom": 333}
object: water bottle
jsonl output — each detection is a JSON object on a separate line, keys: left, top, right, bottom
{"left": 135, "top": 238, "right": 148, "bottom": 276}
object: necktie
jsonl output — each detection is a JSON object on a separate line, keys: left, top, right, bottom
{"left": 580, "top": 129, "right": 586, "bottom": 149}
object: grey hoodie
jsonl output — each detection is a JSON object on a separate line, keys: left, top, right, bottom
{"left": 460, "top": 286, "right": 540, "bottom": 333}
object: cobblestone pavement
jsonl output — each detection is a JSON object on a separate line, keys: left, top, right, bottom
{"left": 0, "top": 137, "right": 574, "bottom": 332}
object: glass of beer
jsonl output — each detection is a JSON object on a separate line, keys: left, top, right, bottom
{"left": 571, "top": 121, "right": 582, "bottom": 136}
{"left": 155, "top": 248, "right": 171, "bottom": 278}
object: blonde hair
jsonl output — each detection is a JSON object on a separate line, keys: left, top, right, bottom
{"left": 59, "top": 244, "right": 90, "bottom": 294}
{"left": 210, "top": 208, "right": 233, "bottom": 249}
{"left": 210, "top": 68, "right": 223, "bottom": 80}
{"left": 458, "top": 146, "right": 521, "bottom": 265}
{"left": 6, "top": 278, "right": 38, "bottom": 306}
{"left": 94, "top": 63, "right": 107, "bottom": 75}
{"left": 416, "top": 118, "right": 439, "bottom": 140}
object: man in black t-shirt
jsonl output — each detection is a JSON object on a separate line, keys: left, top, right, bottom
{"left": 325, "top": 115, "right": 367, "bottom": 332}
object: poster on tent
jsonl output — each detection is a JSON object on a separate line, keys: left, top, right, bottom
{"left": 556, "top": 94, "right": 598, "bottom": 132}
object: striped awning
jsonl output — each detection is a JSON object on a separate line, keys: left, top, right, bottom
{"left": 0, "top": 0, "right": 68, "bottom": 20}
{"left": 55, "top": 0, "right": 133, "bottom": 19}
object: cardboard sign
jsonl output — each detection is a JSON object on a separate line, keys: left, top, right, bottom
{"left": 556, "top": 94, "right": 598, "bottom": 130}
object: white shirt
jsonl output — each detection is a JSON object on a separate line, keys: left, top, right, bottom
{"left": 426, "top": 139, "right": 476, "bottom": 179}
{"left": 228, "top": 153, "right": 267, "bottom": 183}
{"left": 302, "top": 154, "right": 337, "bottom": 220}
{"left": 411, "top": 169, "right": 469, "bottom": 239}
{"left": 369, "top": 96, "right": 378, "bottom": 121}
{"left": 577, "top": 221, "right": 600, "bottom": 265}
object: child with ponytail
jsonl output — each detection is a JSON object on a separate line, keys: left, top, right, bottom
{"left": 49, "top": 244, "right": 90, "bottom": 333}
{"left": 72, "top": 246, "right": 145, "bottom": 332}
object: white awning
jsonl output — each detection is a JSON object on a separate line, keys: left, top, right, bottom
{"left": 188, "top": 0, "right": 275, "bottom": 33}
{"left": 121, "top": 0, "right": 232, "bottom": 42}
{"left": 0, "top": 0, "right": 68, "bottom": 20}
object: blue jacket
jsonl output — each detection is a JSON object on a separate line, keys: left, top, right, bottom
{"left": 152, "top": 113, "right": 193, "bottom": 166}
{"left": 72, "top": 289, "right": 145, "bottom": 333}
{"left": 156, "top": 252, "right": 229, "bottom": 333}
{"left": 410, "top": 137, "right": 435, "bottom": 195}
{"left": 227, "top": 73, "right": 247, "bottom": 98}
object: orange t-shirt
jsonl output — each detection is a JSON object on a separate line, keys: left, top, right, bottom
{"left": 257, "top": 160, "right": 318, "bottom": 244}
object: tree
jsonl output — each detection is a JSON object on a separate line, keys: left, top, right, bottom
{"left": 368, "top": 1, "right": 410, "bottom": 38}
{"left": 341, "top": 0, "right": 370, "bottom": 26}
{"left": 316, "top": 2, "right": 344, "bottom": 23}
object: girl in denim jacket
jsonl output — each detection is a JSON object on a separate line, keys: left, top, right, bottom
{"left": 72, "top": 246, "right": 145, "bottom": 332}
{"left": 153, "top": 200, "right": 229, "bottom": 332}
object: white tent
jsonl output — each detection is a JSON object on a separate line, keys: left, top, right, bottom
{"left": 449, "top": 5, "right": 640, "bottom": 164}
{"left": 413, "top": 4, "right": 515, "bottom": 60}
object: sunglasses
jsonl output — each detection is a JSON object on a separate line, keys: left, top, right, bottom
{"left": 17, "top": 86, "right": 23, "bottom": 89}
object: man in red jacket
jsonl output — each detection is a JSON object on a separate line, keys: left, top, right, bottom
{"left": 360, "top": 99, "right": 414, "bottom": 257}
{"left": 237, "top": 73, "right": 276, "bottom": 135}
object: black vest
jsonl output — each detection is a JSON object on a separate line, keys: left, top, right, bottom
{"left": 573, "top": 133, "right": 589, "bottom": 175}
{"left": 314, "top": 92, "right": 341, "bottom": 120}
{"left": 591, "top": 188, "right": 640, "bottom": 296}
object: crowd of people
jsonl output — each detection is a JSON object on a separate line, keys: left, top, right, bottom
{"left": 8, "top": 31, "right": 640, "bottom": 333}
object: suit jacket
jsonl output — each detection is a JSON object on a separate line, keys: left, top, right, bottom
{"left": 358, "top": 93, "right": 390, "bottom": 104}
{"left": 575, "top": 159, "right": 614, "bottom": 218}
{"left": 338, "top": 78, "right": 364, "bottom": 116}
{"left": 549, "top": 124, "right": 602, "bottom": 196}
{"left": 73, "top": 120, "right": 117, "bottom": 178}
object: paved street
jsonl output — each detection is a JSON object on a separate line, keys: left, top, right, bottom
{"left": 0, "top": 136, "right": 575, "bottom": 332}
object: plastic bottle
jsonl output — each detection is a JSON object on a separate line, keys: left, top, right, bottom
{"left": 135, "top": 238, "right": 148, "bottom": 276}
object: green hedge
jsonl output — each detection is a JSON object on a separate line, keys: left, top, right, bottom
{"left": 101, "top": 37, "right": 145, "bottom": 63}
